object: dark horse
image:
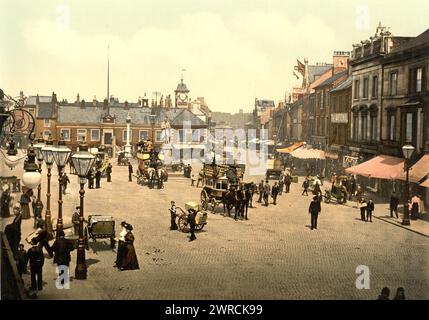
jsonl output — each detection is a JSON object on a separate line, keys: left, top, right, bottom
{"left": 222, "top": 188, "right": 239, "bottom": 217}
{"left": 222, "top": 185, "right": 250, "bottom": 220}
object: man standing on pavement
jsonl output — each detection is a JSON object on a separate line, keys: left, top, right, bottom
{"left": 169, "top": 201, "right": 178, "bottom": 230}
{"left": 188, "top": 209, "right": 197, "bottom": 241}
{"left": 302, "top": 178, "right": 309, "bottom": 196}
{"left": 390, "top": 192, "right": 399, "bottom": 218}
{"left": 28, "top": 238, "right": 45, "bottom": 292}
{"left": 61, "top": 173, "right": 70, "bottom": 195}
{"left": 257, "top": 180, "right": 264, "bottom": 203}
{"left": 87, "top": 168, "right": 95, "bottom": 189}
{"left": 271, "top": 182, "right": 279, "bottom": 205}
{"left": 358, "top": 197, "right": 367, "bottom": 221}
{"left": 309, "top": 196, "right": 321, "bottom": 230}
{"left": 366, "top": 199, "right": 374, "bottom": 222}
{"left": 128, "top": 163, "right": 133, "bottom": 182}
{"left": 106, "top": 163, "right": 113, "bottom": 182}
{"left": 72, "top": 206, "right": 80, "bottom": 236}
{"left": 263, "top": 180, "right": 271, "bottom": 207}
{"left": 95, "top": 170, "right": 102, "bottom": 189}
{"left": 284, "top": 173, "right": 292, "bottom": 193}
{"left": 51, "top": 230, "right": 75, "bottom": 286}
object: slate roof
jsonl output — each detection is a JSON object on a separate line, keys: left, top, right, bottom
{"left": 57, "top": 105, "right": 206, "bottom": 127}
{"left": 330, "top": 75, "right": 352, "bottom": 93}
{"left": 391, "top": 29, "right": 429, "bottom": 53}
{"left": 175, "top": 80, "right": 189, "bottom": 92}
{"left": 38, "top": 104, "right": 55, "bottom": 119}
{"left": 314, "top": 70, "right": 348, "bottom": 89}
{"left": 308, "top": 64, "right": 333, "bottom": 83}
{"left": 27, "top": 96, "right": 52, "bottom": 105}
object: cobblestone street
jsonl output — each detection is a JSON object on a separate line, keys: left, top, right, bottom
{"left": 5, "top": 162, "right": 429, "bottom": 300}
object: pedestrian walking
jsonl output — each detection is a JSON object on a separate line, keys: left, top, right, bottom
{"left": 196, "top": 170, "right": 204, "bottom": 187}
{"left": 411, "top": 195, "right": 420, "bottom": 220}
{"left": 106, "top": 163, "right": 112, "bottom": 182}
{"left": 32, "top": 219, "right": 53, "bottom": 258}
{"left": 119, "top": 223, "right": 139, "bottom": 271}
{"left": 389, "top": 192, "right": 399, "bottom": 218}
{"left": 61, "top": 173, "right": 70, "bottom": 195}
{"left": 72, "top": 206, "right": 80, "bottom": 236}
{"left": 27, "top": 238, "right": 45, "bottom": 292}
{"left": 377, "top": 287, "right": 390, "bottom": 300}
{"left": 188, "top": 209, "right": 197, "bottom": 241}
{"left": 271, "top": 182, "right": 279, "bottom": 205}
{"left": 16, "top": 243, "right": 28, "bottom": 276}
{"left": 115, "top": 221, "right": 128, "bottom": 269}
{"left": 191, "top": 174, "right": 196, "bottom": 186}
{"left": 366, "top": 199, "right": 374, "bottom": 222}
{"left": 302, "top": 178, "right": 309, "bottom": 196}
{"left": 284, "top": 173, "right": 292, "bottom": 193}
{"left": 20, "top": 189, "right": 32, "bottom": 220}
{"left": 358, "top": 197, "right": 367, "bottom": 221}
{"left": 95, "top": 170, "right": 102, "bottom": 189}
{"left": 393, "top": 287, "right": 406, "bottom": 300}
{"left": 257, "top": 180, "right": 264, "bottom": 203}
{"left": 169, "top": 201, "right": 178, "bottom": 230}
{"left": 51, "top": 230, "right": 75, "bottom": 268}
{"left": 0, "top": 187, "right": 11, "bottom": 218}
{"left": 309, "top": 196, "right": 321, "bottom": 230}
{"left": 87, "top": 169, "right": 95, "bottom": 189}
{"left": 263, "top": 181, "right": 271, "bottom": 207}
{"left": 128, "top": 163, "right": 133, "bottom": 182}
{"left": 349, "top": 175, "right": 356, "bottom": 200}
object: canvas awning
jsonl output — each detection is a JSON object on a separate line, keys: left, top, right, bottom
{"left": 276, "top": 141, "right": 304, "bottom": 154}
{"left": 290, "top": 147, "right": 325, "bottom": 160}
{"left": 398, "top": 154, "right": 429, "bottom": 183}
{"left": 345, "top": 155, "right": 404, "bottom": 180}
{"left": 420, "top": 178, "right": 429, "bottom": 188}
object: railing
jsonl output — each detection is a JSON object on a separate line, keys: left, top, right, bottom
{"left": 0, "top": 232, "right": 27, "bottom": 300}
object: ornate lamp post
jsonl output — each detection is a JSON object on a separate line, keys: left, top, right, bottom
{"left": 21, "top": 143, "right": 42, "bottom": 190}
{"left": 71, "top": 139, "right": 96, "bottom": 280}
{"left": 4, "top": 135, "right": 20, "bottom": 170}
{"left": 149, "top": 113, "right": 156, "bottom": 143}
{"left": 401, "top": 144, "right": 415, "bottom": 226}
{"left": 33, "top": 133, "right": 45, "bottom": 219}
{"left": 41, "top": 134, "right": 55, "bottom": 236}
{"left": 51, "top": 134, "right": 71, "bottom": 238}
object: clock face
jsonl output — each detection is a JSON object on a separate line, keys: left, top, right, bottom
{"left": 179, "top": 93, "right": 187, "bottom": 101}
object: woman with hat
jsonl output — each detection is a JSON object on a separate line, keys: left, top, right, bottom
{"left": 120, "top": 223, "right": 139, "bottom": 271}
{"left": 114, "top": 221, "right": 128, "bottom": 269}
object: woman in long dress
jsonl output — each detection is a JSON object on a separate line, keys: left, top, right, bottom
{"left": 120, "top": 224, "right": 139, "bottom": 271}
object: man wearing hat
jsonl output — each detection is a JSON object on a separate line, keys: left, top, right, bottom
{"left": 51, "top": 230, "right": 75, "bottom": 268}
{"left": 27, "top": 238, "right": 45, "bottom": 292}
{"left": 169, "top": 201, "right": 178, "bottom": 230}
{"left": 308, "top": 196, "right": 321, "bottom": 230}
{"left": 188, "top": 209, "right": 197, "bottom": 241}
{"left": 72, "top": 207, "right": 80, "bottom": 236}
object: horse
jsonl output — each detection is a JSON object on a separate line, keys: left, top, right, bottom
{"left": 157, "top": 168, "right": 168, "bottom": 189}
{"left": 146, "top": 167, "right": 156, "bottom": 189}
{"left": 222, "top": 188, "right": 237, "bottom": 217}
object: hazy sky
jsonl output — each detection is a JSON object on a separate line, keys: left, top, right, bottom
{"left": 1, "top": 0, "right": 428, "bottom": 113}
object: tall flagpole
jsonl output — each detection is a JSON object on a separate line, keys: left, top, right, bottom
{"left": 107, "top": 45, "right": 110, "bottom": 103}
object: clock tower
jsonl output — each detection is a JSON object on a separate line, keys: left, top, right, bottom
{"left": 174, "top": 75, "right": 190, "bottom": 108}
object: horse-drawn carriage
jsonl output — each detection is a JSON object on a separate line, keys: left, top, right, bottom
{"left": 200, "top": 163, "right": 252, "bottom": 217}
{"left": 135, "top": 149, "right": 168, "bottom": 189}
{"left": 174, "top": 201, "right": 208, "bottom": 233}
{"left": 117, "top": 151, "right": 129, "bottom": 166}
{"left": 265, "top": 159, "right": 283, "bottom": 180}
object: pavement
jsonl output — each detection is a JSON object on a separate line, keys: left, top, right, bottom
{"left": 2, "top": 160, "right": 429, "bottom": 300}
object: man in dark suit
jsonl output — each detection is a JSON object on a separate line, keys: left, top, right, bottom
{"left": 95, "top": 170, "right": 102, "bottom": 189}
{"left": 309, "top": 196, "right": 321, "bottom": 230}
{"left": 106, "top": 164, "right": 112, "bottom": 182}
{"left": 28, "top": 238, "right": 45, "bottom": 291}
{"left": 128, "top": 163, "right": 133, "bottom": 182}
{"left": 87, "top": 169, "right": 94, "bottom": 189}
{"left": 284, "top": 173, "right": 292, "bottom": 193}
{"left": 366, "top": 199, "right": 375, "bottom": 222}
{"left": 271, "top": 182, "right": 279, "bottom": 205}
{"left": 51, "top": 230, "right": 75, "bottom": 267}
{"left": 257, "top": 180, "right": 264, "bottom": 203}
{"left": 390, "top": 192, "right": 399, "bottom": 218}
{"left": 188, "top": 209, "right": 197, "bottom": 242}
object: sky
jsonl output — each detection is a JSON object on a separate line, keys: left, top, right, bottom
{"left": 0, "top": 0, "right": 428, "bottom": 113}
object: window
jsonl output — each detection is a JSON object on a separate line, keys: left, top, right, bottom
{"left": 389, "top": 72, "right": 398, "bottom": 95}
{"left": 360, "top": 113, "right": 367, "bottom": 141}
{"left": 405, "top": 113, "right": 413, "bottom": 143}
{"left": 389, "top": 115, "right": 396, "bottom": 141}
{"left": 353, "top": 114, "right": 359, "bottom": 140}
{"left": 416, "top": 67, "right": 423, "bottom": 93}
{"left": 91, "top": 129, "right": 100, "bottom": 141}
{"left": 321, "top": 91, "right": 324, "bottom": 109}
{"left": 43, "top": 119, "right": 50, "bottom": 128}
{"left": 43, "top": 130, "right": 51, "bottom": 139}
{"left": 122, "top": 130, "right": 132, "bottom": 142}
{"left": 155, "top": 130, "right": 162, "bottom": 142}
{"left": 60, "top": 128, "right": 70, "bottom": 141}
{"left": 354, "top": 79, "right": 360, "bottom": 99}
{"left": 192, "top": 129, "right": 200, "bottom": 142}
{"left": 370, "top": 115, "right": 377, "bottom": 141}
{"left": 363, "top": 78, "right": 369, "bottom": 98}
{"left": 372, "top": 76, "right": 378, "bottom": 97}
{"left": 77, "top": 129, "right": 87, "bottom": 142}
{"left": 178, "top": 129, "right": 185, "bottom": 142}
{"left": 139, "top": 130, "right": 148, "bottom": 141}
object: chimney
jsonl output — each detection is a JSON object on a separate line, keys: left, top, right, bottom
{"left": 332, "top": 51, "right": 350, "bottom": 75}
{"left": 36, "top": 94, "right": 40, "bottom": 105}
{"left": 93, "top": 95, "right": 97, "bottom": 107}
{"left": 52, "top": 92, "right": 57, "bottom": 104}
{"left": 76, "top": 93, "right": 80, "bottom": 104}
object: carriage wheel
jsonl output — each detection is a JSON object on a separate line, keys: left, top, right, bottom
{"left": 178, "top": 216, "right": 190, "bottom": 233}
{"left": 210, "top": 198, "right": 217, "bottom": 212}
{"left": 195, "top": 224, "right": 205, "bottom": 232}
{"left": 201, "top": 190, "right": 209, "bottom": 211}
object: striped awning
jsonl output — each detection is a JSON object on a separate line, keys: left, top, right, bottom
{"left": 290, "top": 147, "right": 325, "bottom": 160}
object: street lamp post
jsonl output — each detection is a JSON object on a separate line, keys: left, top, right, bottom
{"left": 401, "top": 144, "right": 415, "bottom": 226}
{"left": 33, "top": 133, "right": 46, "bottom": 220}
{"left": 150, "top": 113, "right": 156, "bottom": 143}
{"left": 52, "top": 134, "right": 71, "bottom": 238}
{"left": 72, "top": 139, "right": 96, "bottom": 280}
{"left": 41, "top": 134, "right": 55, "bottom": 237}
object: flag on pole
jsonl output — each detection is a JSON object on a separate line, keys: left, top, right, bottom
{"left": 296, "top": 60, "right": 305, "bottom": 76}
